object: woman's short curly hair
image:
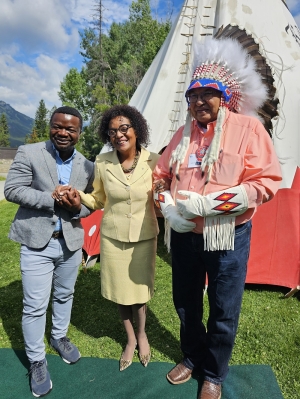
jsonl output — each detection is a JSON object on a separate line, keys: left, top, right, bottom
{"left": 99, "top": 105, "right": 150, "bottom": 150}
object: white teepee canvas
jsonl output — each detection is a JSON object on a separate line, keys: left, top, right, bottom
{"left": 125, "top": 0, "right": 300, "bottom": 189}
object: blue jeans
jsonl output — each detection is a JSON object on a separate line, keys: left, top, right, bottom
{"left": 171, "top": 221, "right": 252, "bottom": 384}
{"left": 20, "top": 238, "right": 82, "bottom": 363}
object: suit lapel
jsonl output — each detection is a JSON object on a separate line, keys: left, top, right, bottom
{"left": 69, "top": 152, "right": 82, "bottom": 187}
{"left": 42, "top": 141, "right": 84, "bottom": 188}
{"left": 104, "top": 148, "right": 152, "bottom": 185}
{"left": 129, "top": 148, "right": 151, "bottom": 185}
{"left": 42, "top": 141, "right": 59, "bottom": 186}
{"left": 104, "top": 150, "right": 128, "bottom": 185}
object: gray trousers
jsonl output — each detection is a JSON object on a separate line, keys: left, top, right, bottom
{"left": 20, "top": 237, "right": 82, "bottom": 363}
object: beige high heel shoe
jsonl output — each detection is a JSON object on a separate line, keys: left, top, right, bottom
{"left": 119, "top": 344, "right": 137, "bottom": 371}
{"left": 138, "top": 349, "right": 151, "bottom": 367}
{"left": 137, "top": 335, "right": 151, "bottom": 367}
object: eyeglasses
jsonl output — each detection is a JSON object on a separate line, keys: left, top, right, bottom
{"left": 186, "top": 90, "right": 218, "bottom": 103}
{"left": 107, "top": 124, "right": 132, "bottom": 137}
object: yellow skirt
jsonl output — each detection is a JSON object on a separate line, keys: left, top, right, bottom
{"left": 100, "top": 235, "right": 157, "bottom": 305}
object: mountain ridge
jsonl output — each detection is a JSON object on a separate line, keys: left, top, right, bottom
{"left": 0, "top": 101, "right": 34, "bottom": 147}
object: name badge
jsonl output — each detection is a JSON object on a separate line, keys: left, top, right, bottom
{"left": 188, "top": 154, "right": 201, "bottom": 168}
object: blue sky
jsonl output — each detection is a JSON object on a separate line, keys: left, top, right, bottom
{"left": 0, "top": 0, "right": 299, "bottom": 118}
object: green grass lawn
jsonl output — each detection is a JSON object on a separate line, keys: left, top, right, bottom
{"left": 0, "top": 176, "right": 6, "bottom": 181}
{"left": 0, "top": 200, "right": 299, "bottom": 398}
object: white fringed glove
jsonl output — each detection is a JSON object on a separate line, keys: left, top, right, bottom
{"left": 163, "top": 205, "right": 196, "bottom": 233}
{"left": 177, "top": 185, "right": 249, "bottom": 219}
{"left": 154, "top": 190, "right": 196, "bottom": 233}
{"left": 177, "top": 192, "right": 205, "bottom": 219}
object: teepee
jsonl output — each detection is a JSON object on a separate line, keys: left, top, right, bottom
{"left": 129, "top": 0, "right": 300, "bottom": 190}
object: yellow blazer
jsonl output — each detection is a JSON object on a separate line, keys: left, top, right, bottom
{"left": 79, "top": 147, "right": 160, "bottom": 243}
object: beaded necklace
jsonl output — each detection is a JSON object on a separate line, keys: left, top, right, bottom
{"left": 120, "top": 151, "right": 140, "bottom": 173}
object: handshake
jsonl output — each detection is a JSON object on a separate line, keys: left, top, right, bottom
{"left": 51, "top": 185, "right": 82, "bottom": 214}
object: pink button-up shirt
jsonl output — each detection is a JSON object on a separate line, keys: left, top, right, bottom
{"left": 153, "top": 109, "right": 282, "bottom": 234}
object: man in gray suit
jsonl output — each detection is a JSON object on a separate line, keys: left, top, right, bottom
{"left": 4, "top": 106, "right": 94, "bottom": 397}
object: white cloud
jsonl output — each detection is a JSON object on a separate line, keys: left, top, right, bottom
{"left": 0, "top": 53, "right": 69, "bottom": 117}
{"left": 0, "top": 0, "right": 80, "bottom": 56}
{"left": 0, "top": 0, "right": 134, "bottom": 118}
{"left": 0, "top": 0, "right": 298, "bottom": 121}
{"left": 70, "top": 0, "right": 131, "bottom": 30}
{"left": 103, "top": 0, "right": 131, "bottom": 21}
{"left": 0, "top": 0, "right": 84, "bottom": 117}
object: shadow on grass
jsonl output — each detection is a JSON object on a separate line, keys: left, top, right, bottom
{"left": 156, "top": 217, "right": 171, "bottom": 265}
{"left": 0, "top": 280, "right": 24, "bottom": 349}
{"left": 244, "top": 283, "right": 292, "bottom": 299}
{"left": 71, "top": 266, "right": 181, "bottom": 363}
{"left": 0, "top": 273, "right": 181, "bottom": 365}
{"left": 0, "top": 215, "right": 179, "bottom": 363}
{"left": 0, "top": 279, "right": 58, "bottom": 356}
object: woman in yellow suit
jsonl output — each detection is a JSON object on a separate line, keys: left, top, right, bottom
{"left": 79, "top": 105, "right": 160, "bottom": 371}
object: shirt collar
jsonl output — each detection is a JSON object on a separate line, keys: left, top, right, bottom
{"left": 52, "top": 144, "right": 76, "bottom": 163}
{"left": 194, "top": 119, "right": 217, "bottom": 134}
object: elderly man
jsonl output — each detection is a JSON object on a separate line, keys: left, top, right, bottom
{"left": 153, "top": 38, "right": 282, "bottom": 399}
{"left": 4, "top": 106, "right": 94, "bottom": 397}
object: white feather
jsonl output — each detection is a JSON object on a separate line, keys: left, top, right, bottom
{"left": 191, "top": 37, "right": 267, "bottom": 116}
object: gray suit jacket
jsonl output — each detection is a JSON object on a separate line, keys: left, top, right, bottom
{"left": 4, "top": 140, "right": 94, "bottom": 251}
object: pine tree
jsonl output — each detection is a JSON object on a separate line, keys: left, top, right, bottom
{"left": 25, "top": 100, "right": 50, "bottom": 144}
{"left": 25, "top": 128, "right": 40, "bottom": 144}
{"left": 0, "top": 113, "right": 10, "bottom": 147}
{"left": 47, "top": 106, "right": 57, "bottom": 122}
{"left": 34, "top": 100, "right": 48, "bottom": 140}
{"left": 58, "top": 0, "right": 171, "bottom": 160}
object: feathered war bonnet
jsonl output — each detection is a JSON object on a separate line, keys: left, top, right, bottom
{"left": 169, "top": 37, "right": 268, "bottom": 182}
